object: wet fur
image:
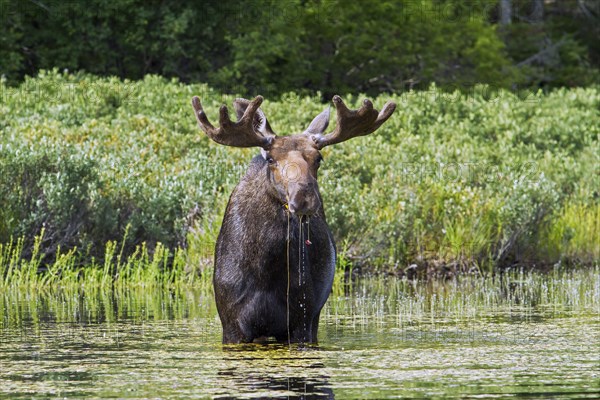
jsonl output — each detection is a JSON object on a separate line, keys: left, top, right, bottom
{"left": 214, "top": 155, "right": 336, "bottom": 344}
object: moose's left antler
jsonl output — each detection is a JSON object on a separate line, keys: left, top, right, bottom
{"left": 310, "top": 95, "right": 396, "bottom": 148}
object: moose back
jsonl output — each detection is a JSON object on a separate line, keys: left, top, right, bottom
{"left": 191, "top": 95, "right": 396, "bottom": 344}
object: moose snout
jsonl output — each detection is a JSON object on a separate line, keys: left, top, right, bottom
{"left": 288, "top": 184, "right": 321, "bottom": 216}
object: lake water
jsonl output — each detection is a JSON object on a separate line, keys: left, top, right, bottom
{"left": 1, "top": 270, "right": 599, "bottom": 398}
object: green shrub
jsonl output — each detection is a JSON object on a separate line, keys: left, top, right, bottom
{"left": 0, "top": 71, "right": 598, "bottom": 276}
{"left": 0, "top": 142, "right": 193, "bottom": 264}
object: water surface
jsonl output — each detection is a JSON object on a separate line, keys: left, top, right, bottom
{"left": 1, "top": 270, "right": 599, "bottom": 398}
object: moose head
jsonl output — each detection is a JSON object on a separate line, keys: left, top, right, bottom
{"left": 191, "top": 94, "right": 396, "bottom": 344}
{"left": 191, "top": 95, "right": 396, "bottom": 216}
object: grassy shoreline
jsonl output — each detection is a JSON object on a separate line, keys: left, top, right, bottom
{"left": 1, "top": 72, "right": 598, "bottom": 283}
{"left": 0, "top": 228, "right": 597, "bottom": 289}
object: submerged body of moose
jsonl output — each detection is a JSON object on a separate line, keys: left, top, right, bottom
{"left": 191, "top": 95, "right": 396, "bottom": 344}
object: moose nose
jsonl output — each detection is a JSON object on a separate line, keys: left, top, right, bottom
{"left": 288, "top": 187, "right": 320, "bottom": 216}
{"left": 289, "top": 199, "right": 311, "bottom": 216}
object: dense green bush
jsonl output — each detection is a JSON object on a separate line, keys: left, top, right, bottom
{"left": 0, "top": 142, "right": 192, "bottom": 264}
{"left": 0, "top": 72, "right": 598, "bottom": 274}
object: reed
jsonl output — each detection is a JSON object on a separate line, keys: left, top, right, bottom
{"left": 0, "top": 230, "right": 213, "bottom": 291}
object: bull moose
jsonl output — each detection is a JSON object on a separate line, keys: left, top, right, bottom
{"left": 191, "top": 95, "right": 396, "bottom": 344}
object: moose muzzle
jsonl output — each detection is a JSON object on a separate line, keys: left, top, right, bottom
{"left": 287, "top": 182, "right": 321, "bottom": 216}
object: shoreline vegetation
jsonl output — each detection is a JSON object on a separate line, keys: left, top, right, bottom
{"left": 1, "top": 72, "right": 598, "bottom": 286}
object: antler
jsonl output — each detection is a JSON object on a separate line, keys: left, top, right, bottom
{"left": 310, "top": 95, "right": 396, "bottom": 148}
{"left": 191, "top": 95, "right": 274, "bottom": 148}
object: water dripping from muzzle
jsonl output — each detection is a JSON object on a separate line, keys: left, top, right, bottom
{"left": 298, "top": 216, "right": 310, "bottom": 344}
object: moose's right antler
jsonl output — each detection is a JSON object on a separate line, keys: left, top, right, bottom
{"left": 191, "top": 96, "right": 274, "bottom": 148}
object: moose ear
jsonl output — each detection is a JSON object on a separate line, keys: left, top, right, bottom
{"left": 304, "top": 107, "right": 330, "bottom": 135}
{"left": 233, "top": 98, "right": 276, "bottom": 137}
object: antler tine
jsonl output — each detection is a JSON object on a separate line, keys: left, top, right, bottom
{"left": 311, "top": 95, "right": 396, "bottom": 148}
{"left": 191, "top": 95, "right": 273, "bottom": 148}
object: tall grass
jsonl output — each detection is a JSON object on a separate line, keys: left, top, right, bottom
{"left": 542, "top": 202, "right": 600, "bottom": 264}
{"left": 0, "top": 229, "right": 214, "bottom": 290}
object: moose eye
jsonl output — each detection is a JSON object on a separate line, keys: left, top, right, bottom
{"left": 266, "top": 157, "right": 275, "bottom": 165}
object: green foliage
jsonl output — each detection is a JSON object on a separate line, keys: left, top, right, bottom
{"left": 0, "top": 140, "right": 191, "bottom": 263}
{"left": 1, "top": 0, "right": 598, "bottom": 95}
{"left": 214, "top": 0, "right": 517, "bottom": 97}
{"left": 500, "top": 0, "right": 600, "bottom": 88}
{"left": 0, "top": 72, "right": 598, "bottom": 283}
{"left": 0, "top": 0, "right": 229, "bottom": 83}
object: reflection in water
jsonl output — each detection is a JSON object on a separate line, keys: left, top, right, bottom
{"left": 215, "top": 344, "right": 334, "bottom": 399}
{"left": 217, "top": 367, "right": 333, "bottom": 399}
